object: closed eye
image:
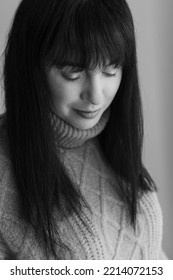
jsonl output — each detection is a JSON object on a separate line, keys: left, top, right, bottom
{"left": 61, "top": 71, "right": 84, "bottom": 81}
{"left": 102, "top": 72, "right": 117, "bottom": 77}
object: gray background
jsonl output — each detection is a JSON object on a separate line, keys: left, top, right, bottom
{"left": 0, "top": 0, "right": 173, "bottom": 259}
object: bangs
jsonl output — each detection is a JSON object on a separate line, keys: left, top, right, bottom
{"left": 45, "top": 0, "right": 131, "bottom": 70}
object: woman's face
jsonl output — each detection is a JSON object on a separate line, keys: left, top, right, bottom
{"left": 47, "top": 63, "right": 122, "bottom": 130}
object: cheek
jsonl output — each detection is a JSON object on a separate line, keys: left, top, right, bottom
{"left": 49, "top": 80, "right": 67, "bottom": 102}
{"left": 104, "top": 78, "right": 121, "bottom": 104}
{"left": 48, "top": 77, "right": 77, "bottom": 105}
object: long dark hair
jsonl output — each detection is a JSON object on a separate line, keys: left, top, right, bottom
{"left": 3, "top": 0, "right": 156, "bottom": 258}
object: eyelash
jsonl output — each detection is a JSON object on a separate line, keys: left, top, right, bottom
{"left": 103, "top": 72, "right": 117, "bottom": 78}
{"left": 62, "top": 72, "right": 117, "bottom": 81}
{"left": 62, "top": 74, "right": 80, "bottom": 81}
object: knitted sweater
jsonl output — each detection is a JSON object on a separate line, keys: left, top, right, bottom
{"left": 0, "top": 111, "right": 167, "bottom": 259}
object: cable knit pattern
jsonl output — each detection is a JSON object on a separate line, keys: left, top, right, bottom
{"left": 0, "top": 112, "right": 167, "bottom": 259}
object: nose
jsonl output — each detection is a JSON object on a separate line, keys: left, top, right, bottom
{"left": 80, "top": 73, "right": 103, "bottom": 106}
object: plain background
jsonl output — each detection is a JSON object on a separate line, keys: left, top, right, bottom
{"left": 0, "top": 0, "right": 173, "bottom": 259}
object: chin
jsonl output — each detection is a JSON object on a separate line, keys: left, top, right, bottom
{"left": 72, "top": 118, "right": 100, "bottom": 130}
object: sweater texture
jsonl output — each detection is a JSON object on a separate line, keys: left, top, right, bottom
{"left": 0, "top": 111, "right": 167, "bottom": 259}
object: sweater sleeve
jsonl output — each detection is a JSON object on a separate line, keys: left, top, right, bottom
{"left": 0, "top": 159, "right": 13, "bottom": 259}
{"left": 159, "top": 248, "right": 168, "bottom": 260}
{"left": 0, "top": 157, "right": 19, "bottom": 259}
{"left": 0, "top": 232, "right": 17, "bottom": 260}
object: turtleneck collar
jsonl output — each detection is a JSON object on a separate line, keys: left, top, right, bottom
{"left": 51, "top": 109, "right": 110, "bottom": 149}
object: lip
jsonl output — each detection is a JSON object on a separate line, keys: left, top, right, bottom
{"left": 75, "top": 108, "right": 101, "bottom": 119}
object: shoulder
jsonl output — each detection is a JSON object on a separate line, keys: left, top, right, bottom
{"left": 140, "top": 190, "right": 162, "bottom": 215}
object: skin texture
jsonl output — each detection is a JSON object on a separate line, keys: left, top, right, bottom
{"left": 47, "top": 63, "right": 122, "bottom": 130}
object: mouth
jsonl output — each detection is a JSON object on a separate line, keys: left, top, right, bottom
{"left": 75, "top": 108, "right": 101, "bottom": 119}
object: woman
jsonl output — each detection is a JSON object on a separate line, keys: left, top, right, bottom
{"left": 0, "top": 0, "right": 167, "bottom": 259}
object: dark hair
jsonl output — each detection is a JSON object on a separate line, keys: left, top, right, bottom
{"left": 3, "top": 0, "right": 156, "bottom": 258}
